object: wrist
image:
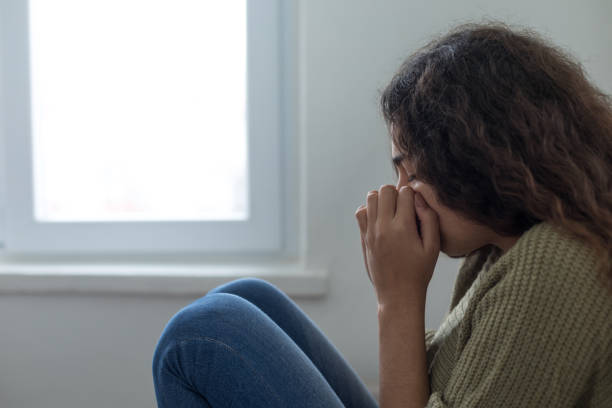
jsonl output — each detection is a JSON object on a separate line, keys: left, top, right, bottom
{"left": 377, "top": 296, "right": 426, "bottom": 318}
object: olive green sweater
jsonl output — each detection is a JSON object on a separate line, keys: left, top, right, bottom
{"left": 424, "top": 221, "right": 612, "bottom": 407}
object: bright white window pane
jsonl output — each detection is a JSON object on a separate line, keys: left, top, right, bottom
{"left": 28, "top": 0, "right": 248, "bottom": 222}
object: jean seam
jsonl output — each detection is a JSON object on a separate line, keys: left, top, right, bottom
{"left": 175, "top": 336, "right": 285, "bottom": 407}
{"left": 156, "top": 358, "right": 214, "bottom": 408}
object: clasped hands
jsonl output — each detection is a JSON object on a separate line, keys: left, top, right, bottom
{"left": 355, "top": 184, "right": 441, "bottom": 307}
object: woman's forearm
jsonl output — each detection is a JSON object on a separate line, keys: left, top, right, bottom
{"left": 378, "top": 295, "right": 429, "bottom": 408}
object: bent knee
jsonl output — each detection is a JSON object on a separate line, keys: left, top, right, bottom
{"left": 155, "top": 293, "right": 258, "bottom": 347}
{"left": 208, "top": 277, "right": 284, "bottom": 299}
{"left": 153, "top": 293, "right": 267, "bottom": 374}
{"left": 152, "top": 293, "right": 257, "bottom": 379}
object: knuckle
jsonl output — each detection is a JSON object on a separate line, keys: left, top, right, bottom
{"left": 399, "top": 186, "right": 412, "bottom": 194}
{"left": 365, "top": 233, "right": 375, "bottom": 247}
{"left": 379, "top": 184, "right": 396, "bottom": 193}
{"left": 391, "top": 224, "right": 407, "bottom": 236}
{"left": 376, "top": 233, "right": 389, "bottom": 246}
{"left": 374, "top": 230, "right": 389, "bottom": 246}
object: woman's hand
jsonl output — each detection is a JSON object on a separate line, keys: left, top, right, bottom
{"left": 355, "top": 185, "right": 440, "bottom": 307}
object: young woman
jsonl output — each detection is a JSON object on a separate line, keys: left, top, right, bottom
{"left": 152, "top": 22, "right": 612, "bottom": 407}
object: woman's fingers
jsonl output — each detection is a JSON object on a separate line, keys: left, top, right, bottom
{"left": 355, "top": 204, "right": 367, "bottom": 235}
{"left": 366, "top": 190, "right": 378, "bottom": 230}
{"left": 395, "top": 186, "right": 418, "bottom": 233}
{"left": 414, "top": 192, "right": 441, "bottom": 254}
{"left": 361, "top": 234, "right": 373, "bottom": 284}
{"left": 355, "top": 204, "right": 372, "bottom": 283}
{"left": 378, "top": 185, "right": 397, "bottom": 221}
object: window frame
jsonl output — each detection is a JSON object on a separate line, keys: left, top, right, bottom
{"left": 0, "top": 0, "right": 286, "bottom": 255}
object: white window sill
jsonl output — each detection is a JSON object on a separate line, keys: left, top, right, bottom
{"left": 0, "top": 262, "right": 329, "bottom": 297}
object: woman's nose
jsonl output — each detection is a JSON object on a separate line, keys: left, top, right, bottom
{"left": 395, "top": 167, "right": 410, "bottom": 190}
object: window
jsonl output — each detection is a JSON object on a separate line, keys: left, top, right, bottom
{"left": 0, "top": 0, "right": 284, "bottom": 254}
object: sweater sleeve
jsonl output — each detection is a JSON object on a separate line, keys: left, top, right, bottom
{"left": 425, "top": 253, "right": 609, "bottom": 407}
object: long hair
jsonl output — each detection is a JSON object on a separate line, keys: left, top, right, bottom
{"left": 380, "top": 22, "right": 612, "bottom": 294}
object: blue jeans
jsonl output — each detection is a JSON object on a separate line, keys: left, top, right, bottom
{"left": 152, "top": 277, "right": 379, "bottom": 407}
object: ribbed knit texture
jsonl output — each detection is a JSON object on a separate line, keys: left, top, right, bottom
{"left": 424, "top": 221, "right": 612, "bottom": 407}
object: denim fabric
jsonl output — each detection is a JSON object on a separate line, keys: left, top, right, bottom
{"left": 152, "top": 277, "right": 379, "bottom": 408}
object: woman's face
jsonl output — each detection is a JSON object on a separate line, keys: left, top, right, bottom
{"left": 391, "top": 142, "right": 502, "bottom": 258}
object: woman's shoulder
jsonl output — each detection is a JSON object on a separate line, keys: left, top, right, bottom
{"left": 476, "top": 220, "right": 612, "bottom": 341}
{"left": 433, "top": 222, "right": 612, "bottom": 407}
{"left": 498, "top": 221, "right": 608, "bottom": 294}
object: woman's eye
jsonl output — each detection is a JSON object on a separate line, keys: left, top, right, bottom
{"left": 407, "top": 175, "right": 416, "bottom": 182}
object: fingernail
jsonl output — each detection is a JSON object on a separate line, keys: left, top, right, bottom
{"left": 415, "top": 192, "right": 426, "bottom": 208}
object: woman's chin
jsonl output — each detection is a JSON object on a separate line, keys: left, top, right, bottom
{"left": 444, "top": 251, "right": 466, "bottom": 259}
{"left": 441, "top": 244, "right": 471, "bottom": 259}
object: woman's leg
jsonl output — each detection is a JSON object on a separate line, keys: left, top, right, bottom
{"left": 205, "top": 277, "right": 378, "bottom": 408}
{"left": 153, "top": 291, "right": 345, "bottom": 407}
{"left": 152, "top": 278, "right": 379, "bottom": 408}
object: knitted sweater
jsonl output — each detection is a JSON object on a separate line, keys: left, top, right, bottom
{"left": 424, "top": 221, "right": 612, "bottom": 407}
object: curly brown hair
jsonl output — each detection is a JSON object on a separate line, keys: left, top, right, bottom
{"left": 380, "top": 21, "right": 612, "bottom": 294}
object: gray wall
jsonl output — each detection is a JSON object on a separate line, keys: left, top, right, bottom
{"left": 1, "top": 1, "right": 611, "bottom": 407}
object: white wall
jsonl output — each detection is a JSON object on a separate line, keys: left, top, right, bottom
{"left": 1, "top": 1, "right": 611, "bottom": 407}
